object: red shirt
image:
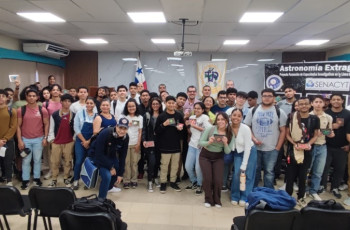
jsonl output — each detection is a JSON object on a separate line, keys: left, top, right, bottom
{"left": 54, "top": 113, "right": 73, "bottom": 144}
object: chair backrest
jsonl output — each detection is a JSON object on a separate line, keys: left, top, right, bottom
{"left": 59, "top": 210, "right": 115, "bottom": 230}
{"left": 29, "top": 187, "right": 76, "bottom": 217}
{"left": 245, "top": 209, "right": 300, "bottom": 230}
{"left": 296, "top": 206, "right": 350, "bottom": 230}
{"left": 0, "top": 186, "right": 26, "bottom": 216}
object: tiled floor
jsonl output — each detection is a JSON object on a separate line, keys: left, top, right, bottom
{"left": 3, "top": 175, "right": 350, "bottom": 230}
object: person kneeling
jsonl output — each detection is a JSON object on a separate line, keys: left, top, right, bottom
{"left": 90, "top": 118, "right": 129, "bottom": 199}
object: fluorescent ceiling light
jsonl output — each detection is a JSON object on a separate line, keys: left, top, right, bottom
{"left": 151, "top": 38, "right": 175, "bottom": 44}
{"left": 167, "top": 57, "right": 182, "bottom": 61}
{"left": 237, "top": 66, "right": 248, "bottom": 69}
{"left": 239, "top": 12, "right": 283, "bottom": 23}
{"left": 122, "top": 58, "right": 138, "bottom": 61}
{"left": 176, "top": 69, "right": 184, "bottom": 71}
{"left": 246, "top": 64, "right": 259, "bottom": 66}
{"left": 257, "top": 59, "right": 275, "bottom": 62}
{"left": 211, "top": 59, "right": 227, "bottom": 61}
{"left": 171, "top": 64, "right": 183, "bottom": 67}
{"left": 17, "top": 12, "right": 65, "bottom": 22}
{"left": 296, "top": 40, "right": 329, "bottom": 46}
{"left": 80, "top": 38, "right": 108, "bottom": 44}
{"left": 127, "top": 12, "right": 166, "bottom": 23}
{"left": 223, "top": 40, "right": 249, "bottom": 45}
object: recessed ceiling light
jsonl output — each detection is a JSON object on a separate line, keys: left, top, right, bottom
{"left": 239, "top": 12, "right": 283, "bottom": 23}
{"left": 296, "top": 40, "right": 329, "bottom": 46}
{"left": 211, "top": 59, "right": 227, "bottom": 61}
{"left": 167, "top": 57, "right": 182, "bottom": 61}
{"left": 80, "top": 38, "right": 108, "bottom": 44}
{"left": 127, "top": 12, "right": 166, "bottom": 23}
{"left": 257, "top": 59, "right": 275, "bottom": 62}
{"left": 151, "top": 38, "right": 175, "bottom": 44}
{"left": 17, "top": 12, "right": 65, "bottom": 22}
{"left": 223, "top": 40, "right": 249, "bottom": 45}
{"left": 122, "top": 58, "right": 138, "bottom": 61}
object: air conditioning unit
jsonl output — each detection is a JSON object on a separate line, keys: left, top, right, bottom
{"left": 23, "top": 43, "right": 70, "bottom": 59}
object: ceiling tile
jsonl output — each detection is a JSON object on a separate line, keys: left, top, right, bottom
{"left": 202, "top": 0, "right": 249, "bottom": 22}
{"left": 161, "top": 0, "right": 204, "bottom": 21}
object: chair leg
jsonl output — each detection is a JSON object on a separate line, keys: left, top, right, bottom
{"left": 42, "top": 217, "right": 48, "bottom": 230}
{"left": 33, "top": 211, "right": 38, "bottom": 230}
{"left": 0, "top": 216, "right": 4, "bottom": 230}
{"left": 2, "top": 215, "right": 10, "bottom": 230}
{"left": 48, "top": 217, "right": 52, "bottom": 230}
{"left": 27, "top": 213, "right": 31, "bottom": 230}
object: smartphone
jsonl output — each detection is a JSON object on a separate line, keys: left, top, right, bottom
{"left": 320, "top": 129, "right": 331, "bottom": 136}
{"left": 214, "top": 134, "right": 225, "bottom": 142}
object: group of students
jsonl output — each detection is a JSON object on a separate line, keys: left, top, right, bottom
{"left": 1, "top": 77, "right": 350, "bottom": 208}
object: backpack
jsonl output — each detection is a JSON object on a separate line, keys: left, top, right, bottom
{"left": 21, "top": 105, "right": 45, "bottom": 130}
{"left": 307, "top": 199, "right": 345, "bottom": 210}
{"left": 68, "top": 194, "right": 127, "bottom": 230}
{"left": 251, "top": 104, "right": 281, "bottom": 125}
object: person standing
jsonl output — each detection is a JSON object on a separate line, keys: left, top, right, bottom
{"left": 226, "top": 88, "right": 237, "bottom": 107}
{"left": 0, "top": 89, "right": 17, "bottom": 186}
{"left": 211, "top": 91, "right": 230, "bottom": 114}
{"left": 155, "top": 96, "right": 185, "bottom": 193}
{"left": 321, "top": 93, "right": 350, "bottom": 199}
{"left": 201, "top": 85, "right": 211, "bottom": 101}
{"left": 198, "top": 112, "right": 233, "bottom": 208}
{"left": 244, "top": 88, "right": 287, "bottom": 189}
{"left": 17, "top": 89, "right": 49, "bottom": 190}
{"left": 111, "top": 85, "right": 128, "bottom": 120}
{"left": 183, "top": 85, "right": 200, "bottom": 115}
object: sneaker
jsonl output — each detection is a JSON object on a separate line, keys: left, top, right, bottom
{"left": 332, "top": 188, "right": 342, "bottom": 199}
{"left": 185, "top": 182, "right": 197, "bottom": 190}
{"left": 221, "top": 186, "right": 228, "bottom": 192}
{"left": 195, "top": 186, "right": 203, "bottom": 195}
{"left": 231, "top": 200, "right": 238, "bottom": 206}
{"left": 170, "top": 182, "right": 181, "bottom": 192}
{"left": 293, "top": 182, "right": 299, "bottom": 192}
{"left": 339, "top": 184, "right": 348, "bottom": 191}
{"left": 310, "top": 193, "right": 322, "bottom": 201}
{"left": 204, "top": 202, "right": 211, "bottom": 208}
{"left": 72, "top": 180, "right": 79, "bottom": 190}
{"left": 148, "top": 182, "right": 154, "bottom": 192}
{"left": 176, "top": 176, "right": 181, "bottom": 183}
{"left": 297, "top": 198, "right": 307, "bottom": 207}
{"left": 0, "top": 177, "right": 6, "bottom": 183}
{"left": 154, "top": 178, "right": 161, "bottom": 188}
{"left": 239, "top": 200, "right": 246, "bottom": 207}
{"left": 131, "top": 182, "right": 138, "bottom": 189}
{"left": 6, "top": 181, "right": 13, "bottom": 186}
{"left": 343, "top": 196, "right": 350, "bottom": 206}
{"left": 160, "top": 183, "right": 166, "bottom": 193}
{"left": 123, "top": 183, "right": 130, "bottom": 189}
{"left": 64, "top": 179, "right": 71, "bottom": 187}
{"left": 317, "top": 185, "right": 325, "bottom": 194}
{"left": 181, "top": 174, "right": 189, "bottom": 181}
{"left": 108, "top": 187, "right": 121, "bottom": 193}
{"left": 279, "top": 183, "right": 286, "bottom": 191}
{"left": 137, "top": 173, "right": 144, "bottom": 180}
{"left": 215, "top": 204, "right": 222, "bottom": 208}
{"left": 33, "top": 178, "right": 42, "bottom": 187}
{"left": 21, "top": 180, "right": 29, "bottom": 190}
{"left": 48, "top": 180, "right": 57, "bottom": 188}
{"left": 44, "top": 171, "right": 52, "bottom": 180}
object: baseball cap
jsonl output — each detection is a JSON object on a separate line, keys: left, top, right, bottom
{"left": 117, "top": 117, "right": 129, "bottom": 128}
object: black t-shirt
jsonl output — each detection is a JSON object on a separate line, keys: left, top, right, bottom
{"left": 286, "top": 114, "right": 320, "bottom": 143}
{"left": 325, "top": 108, "right": 350, "bottom": 148}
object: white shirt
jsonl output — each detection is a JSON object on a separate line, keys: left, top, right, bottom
{"left": 70, "top": 101, "right": 97, "bottom": 114}
{"left": 113, "top": 99, "right": 127, "bottom": 121}
{"left": 123, "top": 115, "right": 143, "bottom": 145}
{"left": 231, "top": 123, "right": 254, "bottom": 171}
{"left": 188, "top": 114, "right": 212, "bottom": 148}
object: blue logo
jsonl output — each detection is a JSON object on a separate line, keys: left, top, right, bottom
{"left": 306, "top": 80, "right": 314, "bottom": 87}
{"left": 266, "top": 75, "right": 283, "bottom": 90}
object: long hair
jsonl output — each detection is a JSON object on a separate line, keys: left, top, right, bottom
{"left": 123, "top": 98, "right": 140, "bottom": 116}
{"left": 213, "top": 112, "right": 232, "bottom": 141}
{"left": 194, "top": 102, "right": 207, "bottom": 115}
{"left": 149, "top": 97, "right": 163, "bottom": 116}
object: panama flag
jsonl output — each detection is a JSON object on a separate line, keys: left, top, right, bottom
{"left": 135, "top": 58, "right": 147, "bottom": 89}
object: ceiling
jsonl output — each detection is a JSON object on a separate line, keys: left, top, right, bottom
{"left": 1, "top": 0, "right": 350, "bottom": 53}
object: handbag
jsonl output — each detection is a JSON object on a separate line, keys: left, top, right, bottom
{"left": 80, "top": 157, "right": 99, "bottom": 189}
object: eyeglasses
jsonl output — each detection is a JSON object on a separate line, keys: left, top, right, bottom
{"left": 262, "top": 95, "right": 274, "bottom": 98}
{"left": 188, "top": 91, "right": 196, "bottom": 93}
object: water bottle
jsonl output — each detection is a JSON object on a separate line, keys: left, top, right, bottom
{"left": 240, "top": 171, "right": 246, "bottom": 191}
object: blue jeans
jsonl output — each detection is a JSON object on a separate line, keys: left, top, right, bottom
{"left": 223, "top": 152, "right": 234, "bottom": 187}
{"left": 254, "top": 149, "right": 279, "bottom": 189}
{"left": 98, "top": 159, "right": 119, "bottom": 199}
{"left": 22, "top": 137, "right": 43, "bottom": 181}
{"left": 74, "top": 140, "right": 88, "bottom": 181}
{"left": 185, "top": 146, "right": 203, "bottom": 186}
{"left": 231, "top": 146, "right": 257, "bottom": 202}
{"left": 309, "top": 144, "right": 327, "bottom": 194}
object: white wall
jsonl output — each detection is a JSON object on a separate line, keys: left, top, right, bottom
{"left": 98, "top": 52, "right": 282, "bottom": 95}
{"left": 0, "top": 34, "right": 20, "bottom": 50}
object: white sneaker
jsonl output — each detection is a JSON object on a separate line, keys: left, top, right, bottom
{"left": 293, "top": 182, "right": 299, "bottom": 192}
{"left": 310, "top": 193, "right": 322, "bottom": 201}
{"left": 204, "top": 203, "right": 211, "bottom": 208}
{"left": 6, "top": 181, "right": 13, "bottom": 186}
{"left": 239, "top": 200, "right": 246, "bottom": 207}
{"left": 231, "top": 200, "right": 238, "bottom": 206}
{"left": 148, "top": 182, "right": 154, "bottom": 193}
{"left": 215, "top": 204, "right": 222, "bottom": 208}
{"left": 279, "top": 183, "right": 286, "bottom": 190}
{"left": 44, "top": 171, "right": 52, "bottom": 180}
{"left": 154, "top": 178, "right": 161, "bottom": 188}
{"left": 343, "top": 196, "right": 350, "bottom": 206}
{"left": 108, "top": 187, "right": 121, "bottom": 193}
{"left": 339, "top": 184, "right": 348, "bottom": 191}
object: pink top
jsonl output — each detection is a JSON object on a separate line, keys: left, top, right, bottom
{"left": 17, "top": 105, "right": 49, "bottom": 139}
{"left": 43, "top": 100, "right": 62, "bottom": 116}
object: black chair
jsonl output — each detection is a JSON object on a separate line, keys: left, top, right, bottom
{"left": 0, "top": 186, "right": 32, "bottom": 230}
{"left": 232, "top": 209, "right": 300, "bottom": 230}
{"left": 28, "top": 187, "right": 76, "bottom": 230}
{"left": 59, "top": 210, "right": 116, "bottom": 230}
{"left": 296, "top": 206, "right": 350, "bottom": 230}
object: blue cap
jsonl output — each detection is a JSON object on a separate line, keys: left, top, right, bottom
{"left": 117, "top": 117, "right": 129, "bottom": 128}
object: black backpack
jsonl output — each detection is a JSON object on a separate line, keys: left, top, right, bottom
{"left": 307, "top": 199, "right": 345, "bottom": 210}
{"left": 69, "top": 194, "right": 127, "bottom": 230}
